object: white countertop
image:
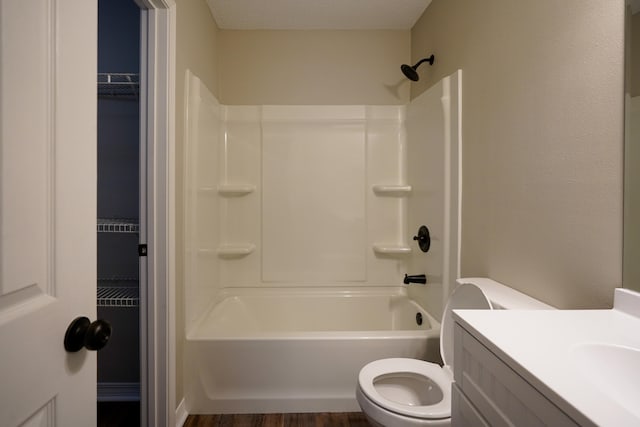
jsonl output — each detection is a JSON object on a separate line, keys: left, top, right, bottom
{"left": 453, "top": 289, "right": 640, "bottom": 427}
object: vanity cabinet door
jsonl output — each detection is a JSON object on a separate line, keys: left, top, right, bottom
{"left": 453, "top": 324, "right": 579, "bottom": 427}
{"left": 452, "top": 384, "right": 490, "bottom": 427}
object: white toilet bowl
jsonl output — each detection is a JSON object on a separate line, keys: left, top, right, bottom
{"left": 355, "top": 281, "right": 494, "bottom": 427}
{"left": 356, "top": 358, "right": 452, "bottom": 427}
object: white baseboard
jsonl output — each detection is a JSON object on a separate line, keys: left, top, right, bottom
{"left": 175, "top": 398, "right": 188, "bottom": 427}
{"left": 97, "top": 382, "right": 140, "bottom": 402}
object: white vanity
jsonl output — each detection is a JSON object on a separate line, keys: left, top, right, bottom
{"left": 452, "top": 288, "right": 640, "bottom": 426}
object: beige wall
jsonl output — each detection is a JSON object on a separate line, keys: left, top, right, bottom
{"left": 175, "top": 0, "right": 220, "bottom": 405}
{"left": 412, "top": 0, "right": 625, "bottom": 308}
{"left": 624, "top": 11, "right": 640, "bottom": 292}
{"left": 632, "top": 12, "right": 640, "bottom": 97}
{"left": 217, "top": 30, "right": 410, "bottom": 105}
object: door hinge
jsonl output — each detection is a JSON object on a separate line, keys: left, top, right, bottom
{"left": 138, "top": 244, "right": 148, "bottom": 257}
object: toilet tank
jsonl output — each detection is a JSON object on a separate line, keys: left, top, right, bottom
{"left": 456, "top": 278, "right": 554, "bottom": 310}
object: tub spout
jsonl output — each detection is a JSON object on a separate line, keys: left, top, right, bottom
{"left": 404, "top": 274, "right": 427, "bottom": 285}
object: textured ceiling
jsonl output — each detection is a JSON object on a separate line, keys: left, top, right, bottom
{"left": 206, "top": 0, "right": 432, "bottom": 30}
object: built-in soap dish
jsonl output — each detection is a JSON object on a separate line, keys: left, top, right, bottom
{"left": 217, "top": 244, "right": 256, "bottom": 258}
{"left": 372, "top": 244, "right": 412, "bottom": 255}
{"left": 372, "top": 185, "right": 412, "bottom": 196}
{"left": 217, "top": 184, "right": 256, "bottom": 197}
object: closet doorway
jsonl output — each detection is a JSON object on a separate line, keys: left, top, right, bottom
{"left": 97, "top": 0, "right": 144, "bottom": 425}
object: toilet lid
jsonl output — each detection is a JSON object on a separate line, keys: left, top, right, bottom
{"left": 358, "top": 358, "right": 452, "bottom": 420}
{"left": 440, "top": 283, "right": 492, "bottom": 369}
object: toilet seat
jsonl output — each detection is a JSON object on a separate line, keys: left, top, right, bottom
{"left": 358, "top": 358, "right": 452, "bottom": 420}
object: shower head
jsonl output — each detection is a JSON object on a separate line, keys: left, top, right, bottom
{"left": 400, "top": 54, "right": 435, "bottom": 81}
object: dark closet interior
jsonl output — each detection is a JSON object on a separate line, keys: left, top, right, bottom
{"left": 96, "top": 0, "right": 141, "bottom": 415}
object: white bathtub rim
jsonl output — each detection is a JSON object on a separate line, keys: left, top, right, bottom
{"left": 212, "top": 285, "right": 422, "bottom": 300}
{"left": 187, "top": 329, "right": 440, "bottom": 341}
{"left": 186, "top": 285, "right": 441, "bottom": 340}
{"left": 187, "top": 285, "right": 436, "bottom": 334}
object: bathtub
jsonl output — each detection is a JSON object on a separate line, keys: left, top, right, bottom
{"left": 185, "top": 287, "right": 441, "bottom": 414}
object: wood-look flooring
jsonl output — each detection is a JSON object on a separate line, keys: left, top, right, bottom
{"left": 183, "top": 412, "right": 372, "bottom": 427}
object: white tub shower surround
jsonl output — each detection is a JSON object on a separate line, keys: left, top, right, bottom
{"left": 183, "top": 69, "right": 462, "bottom": 413}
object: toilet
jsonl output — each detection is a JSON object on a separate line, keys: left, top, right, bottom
{"left": 356, "top": 278, "right": 552, "bottom": 427}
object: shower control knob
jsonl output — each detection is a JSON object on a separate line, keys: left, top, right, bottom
{"left": 64, "top": 316, "right": 112, "bottom": 352}
{"left": 413, "top": 225, "right": 431, "bottom": 253}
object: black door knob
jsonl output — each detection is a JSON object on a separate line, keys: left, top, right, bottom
{"left": 64, "top": 316, "right": 112, "bottom": 352}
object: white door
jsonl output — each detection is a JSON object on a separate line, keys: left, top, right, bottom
{"left": 0, "top": 0, "right": 98, "bottom": 425}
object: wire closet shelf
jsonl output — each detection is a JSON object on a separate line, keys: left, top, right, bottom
{"left": 97, "top": 218, "right": 139, "bottom": 233}
{"left": 98, "top": 72, "right": 139, "bottom": 99}
{"left": 97, "top": 286, "right": 139, "bottom": 307}
{"left": 97, "top": 218, "right": 140, "bottom": 307}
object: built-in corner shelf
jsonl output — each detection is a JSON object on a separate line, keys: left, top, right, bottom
{"left": 216, "top": 243, "right": 256, "bottom": 258}
{"left": 218, "top": 184, "right": 256, "bottom": 197}
{"left": 372, "top": 185, "right": 412, "bottom": 196}
{"left": 372, "top": 244, "right": 412, "bottom": 255}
